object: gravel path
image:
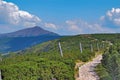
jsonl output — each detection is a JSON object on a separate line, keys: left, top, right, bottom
{"left": 76, "top": 55, "right": 102, "bottom": 80}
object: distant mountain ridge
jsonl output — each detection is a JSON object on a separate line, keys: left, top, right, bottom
{"left": 0, "top": 26, "right": 60, "bottom": 53}
{"left": 0, "top": 26, "right": 58, "bottom": 37}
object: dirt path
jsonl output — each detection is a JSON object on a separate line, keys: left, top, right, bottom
{"left": 76, "top": 55, "right": 102, "bottom": 80}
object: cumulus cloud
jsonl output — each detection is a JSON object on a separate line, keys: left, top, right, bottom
{"left": 65, "top": 19, "right": 110, "bottom": 34}
{"left": 0, "top": 0, "right": 41, "bottom": 27}
{"left": 44, "top": 23, "right": 57, "bottom": 30}
{"left": 64, "top": 8, "right": 120, "bottom": 35}
{"left": 0, "top": 1, "right": 120, "bottom": 35}
{"left": 66, "top": 20, "right": 82, "bottom": 32}
{"left": 101, "top": 8, "right": 120, "bottom": 27}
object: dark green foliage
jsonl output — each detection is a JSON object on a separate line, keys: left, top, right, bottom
{"left": 0, "top": 55, "right": 74, "bottom": 80}
{"left": 95, "top": 64, "right": 112, "bottom": 80}
{"left": 0, "top": 34, "right": 112, "bottom": 80}
{"left": 96, "top": 43, "right": 120, "bottom": 80}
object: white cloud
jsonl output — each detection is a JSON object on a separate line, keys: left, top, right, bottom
{"left": 64, "top": 8, "right": 120, "bottom": 35}
{"left": 65, "top": 19, "right": 109, "bottom": 34}
{"left": 66, "top": 20, "right": 82, "bottom": 32}
{"left": 101, "top": 8, "right": 120, "bottom": 26}
{"left": 44, "top": 23, "right": 57, "bottom": 30}
{"left": 0, "top": 0, "right": 41, "bottom": 27}
{"left": 0, "top": 1, "right": 120, "bottom": 35}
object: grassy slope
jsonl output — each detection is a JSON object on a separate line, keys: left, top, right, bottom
{"left": 0, "top": 34, "right": 120, "bottom": 80}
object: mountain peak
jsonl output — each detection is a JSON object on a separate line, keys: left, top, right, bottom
{"left": 32, "top": 26, "right": 42, "bottom": 29}
{"left": 34, "top": 26, "right": 41, "bottom": 28}
{"left": 0, "top": 26, "right": 59, "bottom": 37}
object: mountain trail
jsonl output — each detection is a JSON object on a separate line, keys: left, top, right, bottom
{"left": 76, "top": 54, "right": 102, "bottom": 80}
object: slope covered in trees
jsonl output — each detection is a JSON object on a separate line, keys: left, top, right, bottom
{"left": 0, "top": 34, "right": 120, "bottom": 80}
{"left": 95, "top": 43, "right": 120, "bottom": 80}
{"left": 95, "top": 34, "right": 120, "bottom": 80}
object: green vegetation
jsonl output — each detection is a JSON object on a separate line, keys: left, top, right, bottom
{"left": 96, "top": 44, "right": 120, "bottom": 80}
{"left": 1, "top": 56, "right": 74, "bottom": 80}
{"left": 0, "top": 34, "right": 120, "bottom": 80}
{"left": 95, "top": 34, "right": 120, "bottom": 80}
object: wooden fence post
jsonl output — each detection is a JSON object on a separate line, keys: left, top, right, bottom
{"left": 58, "top": 42, "right": 63, "bottom": 57}
{"left": 91, "top": 44, "right": 93, "bottom": 52}
{"left": 80, "top": 42, "right": 83, "bottom": 53}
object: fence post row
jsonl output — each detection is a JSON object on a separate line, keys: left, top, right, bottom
{"left": 58, "top": 42, "right": 104, "bottom": 56}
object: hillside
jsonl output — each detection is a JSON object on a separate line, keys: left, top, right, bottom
{"left": 0, "top": 34, "right": 120, "bottom": 80}
{"left": 0, "top": 26, "right": 60, "bottom": 53}
{"left": 0, "top": 26, "right": 58, "bottom": 37}
{"left": 95, "top": 40, "right": 120, "bottom": 80}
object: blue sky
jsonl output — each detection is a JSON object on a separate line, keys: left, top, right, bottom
{"left": 0, "top": 0, "right": 120, "bottom": 35}
{"left": 5, "top": 0, "right": 120, "bottom": 21}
